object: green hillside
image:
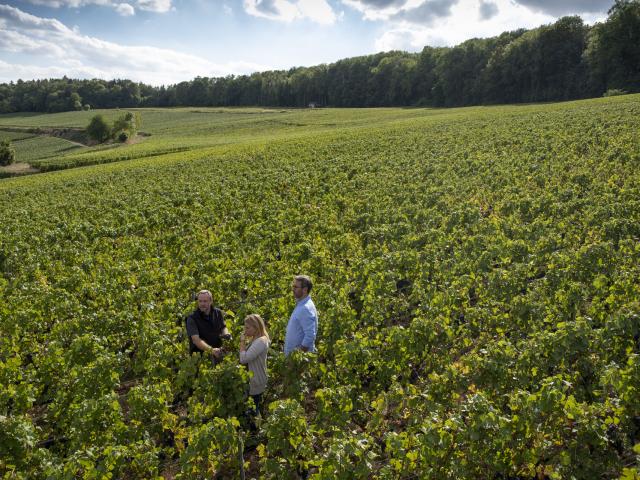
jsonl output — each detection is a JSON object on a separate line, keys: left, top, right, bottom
{"left": 1, "top": 96, "right": 639, "bottom": 479}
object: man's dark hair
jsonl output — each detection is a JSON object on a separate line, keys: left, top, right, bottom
{"left": 295, "top": 275, "right": 312, "bottom": 293}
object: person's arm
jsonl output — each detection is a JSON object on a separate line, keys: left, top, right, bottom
{"left": 240, "top": 337, "right": 267, "bottom": 364}
{"left": 299, "top": 307, "right": 317, "bottom": 352}
{"left": 186, "top": 315, "right": 222, "bottom": 357}
{"left": 191, "top": 335, "right": 222, "bottom": 358}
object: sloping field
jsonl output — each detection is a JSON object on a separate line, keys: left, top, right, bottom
{"left": 0, "top": 130, "right": 37, "bottom": 141}
{"left": 1, "top": 96, "right": 639, "bottom": 478}
{"left": 0, "top": 105, "right": 503, "bottom": 172}
{"left": 10, "top": 135, "right": 86, "bottom": 163}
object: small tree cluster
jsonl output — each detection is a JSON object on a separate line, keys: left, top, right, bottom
{"left": 111, "top": 111, "right": 139, "bottom": 142}
{"left": 0, "top": 139, "right": 16, "bottom": 166}
{"left": 86, "top": 115, "right": 111, "bottom": 143}
{"left": 86, "top": 112, "right": 140, "bottom": 144}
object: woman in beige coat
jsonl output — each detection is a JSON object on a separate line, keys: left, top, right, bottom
{"left": 239, "top": 314, "right": 270, "bottom": 415}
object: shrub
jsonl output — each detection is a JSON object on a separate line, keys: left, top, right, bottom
{"left": 603, "top": 88, "right": 628, "bottom": 97}
{"left": 86, "top": 114, "right": 111, "bottom": 143}
{"left": 0, "top": 139, "right": 16, "bottom": 166}
{"left": 112, "top": 111, "right": 138, "bottom": 142}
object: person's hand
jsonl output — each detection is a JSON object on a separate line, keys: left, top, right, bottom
{"left": 210, "top": 347, "right": 222, "bottom": 358}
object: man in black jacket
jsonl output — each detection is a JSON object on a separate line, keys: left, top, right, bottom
{"left": 186, "top": 289, "right": 231, "bottom": 359}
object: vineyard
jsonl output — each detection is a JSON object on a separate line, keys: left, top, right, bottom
{"left": 1, "top": 95, "right": 640, "bottom": 479}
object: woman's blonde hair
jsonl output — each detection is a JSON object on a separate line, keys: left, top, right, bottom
{"left": 244, "top": 314, "right": 269, "bottom": 340}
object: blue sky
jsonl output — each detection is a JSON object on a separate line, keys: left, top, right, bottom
{"left": 0, "top": 0, "right": 614, "bottom": 86}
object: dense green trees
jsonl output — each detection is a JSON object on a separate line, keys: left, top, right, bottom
{"left": 482, "top": 17, "right": 589, "bottom": 104}
{"left": 86, "top": 112, "right": 138, "bottom": 143}
{"left": 111, "top": 111, "right": 139, "bottom": 142}
{"left": 0, "top": 3, "right": 638, "bottom": 112}
{"left": 86, "top": 114, "right": 112, "bottom": 143}
{"left": 0, "top": 140, "right": 15, "bottom": 166}
{"left": 587, "top": 0, "right": 640, "bottom": 93}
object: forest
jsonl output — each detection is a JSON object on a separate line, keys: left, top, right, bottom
{"left": 0, "top": 0, "right": 638, "bottom": 113}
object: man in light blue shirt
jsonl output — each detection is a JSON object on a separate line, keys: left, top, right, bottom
{"left": 284, "top": 275, "right": 318, "bottom": 356}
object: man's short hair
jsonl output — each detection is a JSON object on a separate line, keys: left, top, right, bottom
{"left": 196, "top": 289, "right": 213, "bottom": 301}
{"left": 294, "top": 275, "right": 312, "bottom": 293}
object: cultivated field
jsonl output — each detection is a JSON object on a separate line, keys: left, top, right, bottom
{"left": 1, "top": 96, "right": 639, "bottom": 478}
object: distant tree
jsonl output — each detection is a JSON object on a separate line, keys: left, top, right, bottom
{"left": 1, "top": 7, "right": 639, "bottom": 112}
{"left": 111, "top": 111, "right": 139, "bottom": 142}
{"left": 602, "top": 88, "right": 628, "bottom": 96}
{"left": 71, "top": 92, "right": 83, "bottom": 110}
{"left": 414, "top": 46, "right": 444, "bottom": 106}
{"left": 86, "top": 114, "right": 111, "bottom": 143}
{"left": 586, "top": 0, "right": 640, "bottom": 93}
{"left": 0, "top": 139, "right": 16, "bottom": 166}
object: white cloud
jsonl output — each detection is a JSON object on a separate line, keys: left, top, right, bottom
{"left": 0, "top": 58, "right": 106, "bottom": 83}
{"left": 22, "top": 0, "right": 173, "bottom": 13}
{"left": 24, "top": 0, "right": 105, "bottom": 6}
{"left": 136, "top": 0, "right": 172, "bottom": 13}
{"left": 0, "top": 5, "right": 75, "bottom": 36}
{"left": 0, "top": 4, "right": 268, "bottom": 85}
{"left": 0, "top": 28, "right": 67, "bottom": 55}
{"left": 375, "top": 25, "right": 453, "bottom": 50}
{"left": 341, "top": 0, "right": 410, "bottom": 20}
{"left": 372, "top": 0, "right": 608, "bottom": 51}
{"left": 375, "top": 27, "right": 427, "bottom": 51}
{"left": 297, "top": 0, "right": 336, "bottom": 25}
{"left": 114, "top": 3, "right": 135, "bottom": 16}
{"left": 243, "top": 0, "right": 337, "bottom": 25}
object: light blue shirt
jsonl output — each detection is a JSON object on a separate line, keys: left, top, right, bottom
{"left": 284, "top": 295, "right": 317, "bottom": 356}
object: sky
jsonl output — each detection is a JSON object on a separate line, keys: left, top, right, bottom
{"left": 0, "top": 0, "right": 615, "bottom": 86}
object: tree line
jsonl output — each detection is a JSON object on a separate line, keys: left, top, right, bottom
{"left": 0, "top": 0, "right": 638, "bottom": 113}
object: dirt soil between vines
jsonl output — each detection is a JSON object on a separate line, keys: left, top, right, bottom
{"left": 0, "top": 162, "right": 39, "bottom": 174}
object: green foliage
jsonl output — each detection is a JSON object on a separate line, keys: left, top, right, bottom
{"left": 604, "top": 88, "right": 629, "bottom": 96}
{"left": 588, "top": 0, "right": 640, "bottom": 92}
{"left": 60, "top": 441, "right": 162, "bottom": 479}
{"left": 86, "top": 114, "right": 111, "bottom": 143}
{"left": 0, "top": 96, "right": 639, "bottom": 478}
{"left": 259, "top": 399, "right": 313, "bottom": 479}
{"left": 271, "top": 350, "right": 319, "bottom": 401}
{"left": 178, "top": 417, "right": 243, "bottom": 479}
{"left": 0, "top": 139, "right": 15, "bottom": 165}
{"left": 187, "top": 356, "right": 250, "bottom": 421}
{"left": 619, "top": 444, "right": 640, "bottom": 479}
{"left": 0, "top": 415, "right": 38, "bottom": 470}
{"left": 127, "top": 380, "right": 177, "bottom": 441}
{"left": 8, "top": 135, "right": 85, "bottom": 165}
{"left": 312, "top": 433, "right": 377, "bottom": 479}
{"left": 112, "top": 111, "right": 137, "bottom": 142}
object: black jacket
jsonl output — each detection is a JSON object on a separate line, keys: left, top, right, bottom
{"left": 185, "top": 307, "right": 226, "bottom": 354}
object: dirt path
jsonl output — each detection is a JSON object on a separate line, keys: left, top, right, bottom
{"left": 0, "top": 162, "right": 40, "bottom": 175}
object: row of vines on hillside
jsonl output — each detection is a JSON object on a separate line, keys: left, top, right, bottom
{"left": 1, "top": 98, "right": 640, "bottom": 478}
